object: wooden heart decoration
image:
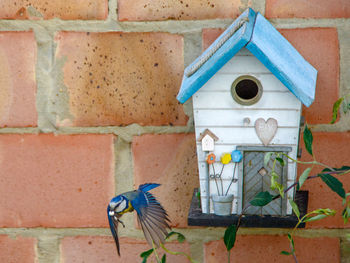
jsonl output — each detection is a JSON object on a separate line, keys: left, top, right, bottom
{"left": 254, "top": 118, "right": 278, "bottom": 146}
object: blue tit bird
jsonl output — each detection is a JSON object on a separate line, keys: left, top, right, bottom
{"left": 107, "top": 183, "right": 171, "bottom": 256}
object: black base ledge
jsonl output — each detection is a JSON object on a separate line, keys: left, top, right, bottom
{"left": 188, "top": 189, "right": 308, "bottom": 228}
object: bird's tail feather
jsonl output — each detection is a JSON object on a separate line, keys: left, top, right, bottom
{"left": 138, "top": 183, "right": 160, "bottom": 192}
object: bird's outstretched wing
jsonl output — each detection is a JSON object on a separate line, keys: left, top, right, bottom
{"left": 107, "top": 206, "right": 120, "bottom": 256}
{"left": 135, "top": 190, "right": 171, "bottom": 247}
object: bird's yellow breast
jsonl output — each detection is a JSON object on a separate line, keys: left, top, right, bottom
{"left": 118, "top": 201, "right": 134, "bottom": 215}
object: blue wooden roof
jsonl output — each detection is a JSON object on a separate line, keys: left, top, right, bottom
{"left": 177, "top": 8, "right": 317, "bottom": 107}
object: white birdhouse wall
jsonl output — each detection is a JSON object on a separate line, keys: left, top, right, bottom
{"left": 193, "top": 48, "right": 302, "bottom": 214}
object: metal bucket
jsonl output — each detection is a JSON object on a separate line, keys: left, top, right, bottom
{"left": 211, "top": 194, "right": 234, "bottom": 216}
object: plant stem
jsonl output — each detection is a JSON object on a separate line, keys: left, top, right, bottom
{"left": 152, "top": 242, "right": 161, "bottom": 263}
{"left": 219, "top": 164, "right": 225, "bottom": 195}
{"left": 228, "top": 250, "right": 231, "bottom": 263}
{"left": 291, "top": 243, "right": 298, "bottom": 263}
{"left": 225, "top": 163, "right": 237, "bottom": 196}
{"left": 212, "top": 163, "right": 221, "bottom": 195}
{"left": 281, "top": 153, "right": 335, "bottom": 171}
{"left": 160, "top": 243, "right": 197, "bottom": 263}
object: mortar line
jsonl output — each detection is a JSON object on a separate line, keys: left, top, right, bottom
{"left": 0, "top": 18, "right": 349, "bottom": 34}
{"left": 1, "top": 227, "right": 349, "bottom": 237}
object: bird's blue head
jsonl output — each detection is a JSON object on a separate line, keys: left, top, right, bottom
{"left": 108, "top": 195, "right": 131, "bottom": 216}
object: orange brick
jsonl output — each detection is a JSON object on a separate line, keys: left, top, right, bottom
{"left": 279, "top": 28, "right": 339, "bottom": 124}
{"left": 132, "top": 134, "right": 198, "bottom": 227}
{"left": 0, "top": 32, "right": 37, "bottom": 127}
{"left": 55, "top": 32, "right": 187, "bottom": 127}
{"left": 298, "top": 132, "right": 350, "bottom": 228}
{"left": 0, "top": 134, "right": 115, "bottom": 227}
{"left": 203, "top": 28, "right": 339, "bottom": 124}
{"left": 202, "top": 28, "right": 225, "bottom": 51}
{"left": 118, "top": 0, "right": 243, "bottom": 21}
{"left": 205, "top": 235, "right": 340, "bottom": 263}
{"left": 0, "top": 0, "right": 107, "bottom": 20}
{"left": 266, "top": 0, "right": 350, "bottom": 18}
{"left": 61, "top": 236, "right": 191, "bottom": 263}
{"left": 0, "top": 235, "right": 36, "bottom": 263}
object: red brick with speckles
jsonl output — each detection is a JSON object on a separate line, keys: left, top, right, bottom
{"left": 266, "top": 0, "right": 350, "bottom": 18}
{"left": 0, "top": 134, "right": 115, "bottom": 227}
{"left": 0, "top": 235, "right": 36, "bottom": 263}
{"left": 298, "top": 132, "right": 350, "bottom": 228}
{"left": 132, "top": 134, "right": 198, "bottom": 227}
{"left": 205, "top": 235, "right": 340, "bottom": 263}
{"left": 279, "top": 28, "right": 339, "bottom": 124}
{"left": 0, "top": 0, "right": 108, "bottom": 20}
{"left": 118, "top": 0, "right": 244, "bottom": 21}
{"left": 55, "top": 32, "right": 187, "bottom": 127}
{"left": 61, "top": 236, "right": 191, "bottom": 263}
{"left": 202, "top": 28, "right": 339, "bottom": 124}
{"left": 0, "top": 31, "right": 37, "bottom": 127}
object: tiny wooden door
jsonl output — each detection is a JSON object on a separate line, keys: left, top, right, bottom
{"left": 242, "top": 150, "right": 288, "bottom": 216}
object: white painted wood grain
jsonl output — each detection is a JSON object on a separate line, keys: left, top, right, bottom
{"left": 200, "top": 179, "right": 238, "bottom": 197}
{"left": 195, "top": 126, "right": 299, "bottom": 145}
{"left": 193, "top": 90, "right": 301, "bottom": 110}
{"left": 199, "top": 73, "right": 291, "bottom": 92}
{"left": 219, "top": 54, "right": 270, "bottom": 74}
{"left": 198, "top": 161, "right": 239, "bottom": 180}
{"left": 194, "top": 109, "right": 300, "bottom": 127}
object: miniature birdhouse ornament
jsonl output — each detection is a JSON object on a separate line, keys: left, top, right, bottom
{"left": 199, "top": 129, "right": 218, "bottom": 152}
{"left": 177, "top": 8, "right": 317, "bottom": 222}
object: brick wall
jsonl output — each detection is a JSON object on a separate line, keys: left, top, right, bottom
{"left": 0, "top": 1, "right": 349, "bottom": 262}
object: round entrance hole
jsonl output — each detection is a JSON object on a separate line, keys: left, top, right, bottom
{"left": 231, "top": 75, "right": 262, "bottom": 105}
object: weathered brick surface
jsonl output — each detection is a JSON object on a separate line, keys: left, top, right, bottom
{"left": 55, "top": 32, "right": 187, "bottom": 127}
{"left": 132, "top": 134, "right": 198, "bottom": 227}
{"left": 0, "top": 0, "right": 108, "bottom": 20}
{"left": 0, "top": 134, "right": 115, "bottom": 227}
{"left": 61, "top": 236, "right": 191, "bottom": 263}
{"left": 299, "top": 132, "right": 350, "bottom": 228}
{"left": 118, "top": 0, "right": 244, "bottom": 21}
{"left": 0, "top": 235, "right": 36, "bottom": 263}
{"left": 266, "top": 0, "right": 350, "bottom": 18}
{"left": 0, "top": 31, "right": 37, "bottom": 127}
{"left": 205, "top": 235, "right": 340, "bottom": 263}
{"left": 203, "top": 28, "right": 339, "bottom": 124}
{"left": 279, "top": 28, "right": 339, "bottom": 124}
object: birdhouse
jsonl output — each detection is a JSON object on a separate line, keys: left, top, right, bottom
{"left": 177, "top": 8, "right": 317, "bottom": 224}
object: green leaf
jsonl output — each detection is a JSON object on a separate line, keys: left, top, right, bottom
{"left": 288, "top": 234, "right": 294, "bottom": 249}
{"left": 323, "top": 166, "right": 350, "bottom": 172}
{"left": 303, "top": 214, "right": 327, "bottom": 222}
{"left": 166, "top": 231, "right": 186, "bottom": 243}
{"left": 289, "top": 199, "right": 300, "bottom": 219}
{"left": 224, "top": 224, "right": 237, "bottom": 251}
{"left": 342, "top": 206, "right": 350, "bottom": 224}
{"left": 319, "top": 173, "right": 346, "bottom": 198}
{"left": 281, "top": 251, "right": 293, "bottom": 256}
{"left": 298, "top": 167, "right": 312, "bottom": 189}
{"left": 276, "top": 157, "right": 285, "bottom": 167}
{"left": 287, "top": 233, "right": 295, "bottom": 250}
{"left": 264, "top": 152, "right": 273, "bottom": 167}
{"left": 330, "top": 97, "right": 344, "bottom": 124}
{"left": 250, "top": 191, "right": 273, "bottom": 207}
{"left": 303, "top": 124, "right": 313, "bottom": 156}
{"left": 140, "top": 248, "right": 154, "bottom": 263}
{"left": 313, "top": 208, "right": 336, "bottom": 216}
{"left": 161, "top": 254, "right": 166, "bottom": 263}
{"left": 140, "top": 249, "right": 154, "bottom": 258}
{"left": 303, "top": 208, "right": 336, "bottom": 222}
